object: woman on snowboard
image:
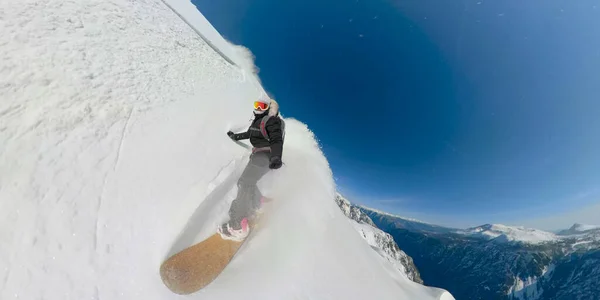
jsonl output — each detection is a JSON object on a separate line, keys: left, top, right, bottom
{"left": 219, "top": 97, "right": 284, "bottom": 241}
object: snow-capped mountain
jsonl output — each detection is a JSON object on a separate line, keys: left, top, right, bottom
{"left": 335, "top": 194, "right": 422, "bottom": 283}
{"left": 1, "top": 0, "right": 454, "bottom": 299}
{"left": 458, "top": 223, "right": 558, "bottom": 244}
{"left": 557, "top": 223, "right": 600, "bottom": 236}
{"left": 362, "top": 207, "right": 600, "bottom": 300}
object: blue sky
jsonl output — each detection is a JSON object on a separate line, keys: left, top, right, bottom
{"left": 193, "top": 0, "right": 600, "bottom": 229}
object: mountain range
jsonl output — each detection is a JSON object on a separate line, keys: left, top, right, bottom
{"left": 355, "top": 206, "right": 600, "bottom": 300}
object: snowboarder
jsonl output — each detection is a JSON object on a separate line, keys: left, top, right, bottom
{"left": 218, "top": 97, "right": 284, "bottom": 241}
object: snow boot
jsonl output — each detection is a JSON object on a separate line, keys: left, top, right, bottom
{"left": 218, "top": 218, "right": 249, "bottom": 242}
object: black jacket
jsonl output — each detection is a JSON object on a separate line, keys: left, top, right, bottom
{"left": 232, "top": 113, "right": 284, "bottom": 158}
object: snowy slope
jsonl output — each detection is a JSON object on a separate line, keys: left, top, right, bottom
{"left": 458, "top": 224, "right": 558, "bottom": 244}
{"left": 335, "top": 194, "right": 423, "bottom": 283}
{"left": 0, "top": 0, "right": 453, "bottom": 299}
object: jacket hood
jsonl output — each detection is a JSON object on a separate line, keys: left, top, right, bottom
{"left": 268, "top": 99, "right": 279, "bottom": 116}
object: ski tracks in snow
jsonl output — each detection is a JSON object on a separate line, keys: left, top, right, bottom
{"left": 94, "top": 106, "right": 135, "bottom": 252}
{"left": 113, "top": 106, "right": 135, "bottom": 172}
{"left": 1, "top": 0, "right": 247, "bottom": 298}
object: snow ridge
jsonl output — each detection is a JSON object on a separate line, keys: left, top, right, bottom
{"left": 335, "top": 194, "right": 376, "bottom": 227}
{"left": 335, "top": 194, "right": 423, "bottom": 283}
{"left": 359, "top": 206, "right": 431, "bottom": 225}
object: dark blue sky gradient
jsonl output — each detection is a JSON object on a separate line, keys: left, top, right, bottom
{"left": 193, "top": 0, "right": 600, "bottom": 227}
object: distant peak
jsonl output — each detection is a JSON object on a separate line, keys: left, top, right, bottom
{"left": 468, "top": 224, "right": 510, "bottom": 232}
{"left": 460, "top": 223, "right": 557, "bottom": 244}
{"left": 475, "top": 223, "right": 494, "bottom": 229}
{"left": 569, "top": 223, "right": 600, "bottom": 232}
{"left": 358, "top": 206, "right": 430, "bottom": 225}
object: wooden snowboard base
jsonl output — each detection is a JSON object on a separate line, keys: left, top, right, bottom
{"left": 160, "top": 233, "right": 244, "bottom": 295}
{"left": 161, "top": 198, "right": 274, "bottom": 295}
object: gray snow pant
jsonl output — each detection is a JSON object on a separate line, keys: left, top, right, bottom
{"left": 228, "top": 151, "right": 270, "bottom": 228}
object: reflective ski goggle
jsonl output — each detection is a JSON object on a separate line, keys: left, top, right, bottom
{"left": 253, "top": 101, "right": 269, "bottom": 111}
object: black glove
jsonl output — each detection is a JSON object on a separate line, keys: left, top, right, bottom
{"left": 269, "top": 156, "right": 283, "bottom": 169}
{"left": 227, "top": 131, "right": 236, "bottom": 140}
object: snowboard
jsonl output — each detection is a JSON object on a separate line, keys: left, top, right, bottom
{"left": 160, "top": 202, "right": 271, "bottom": 294}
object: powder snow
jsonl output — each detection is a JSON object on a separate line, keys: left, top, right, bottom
{"left": 0, "top": 0, "right": 453, "bottom": 299}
